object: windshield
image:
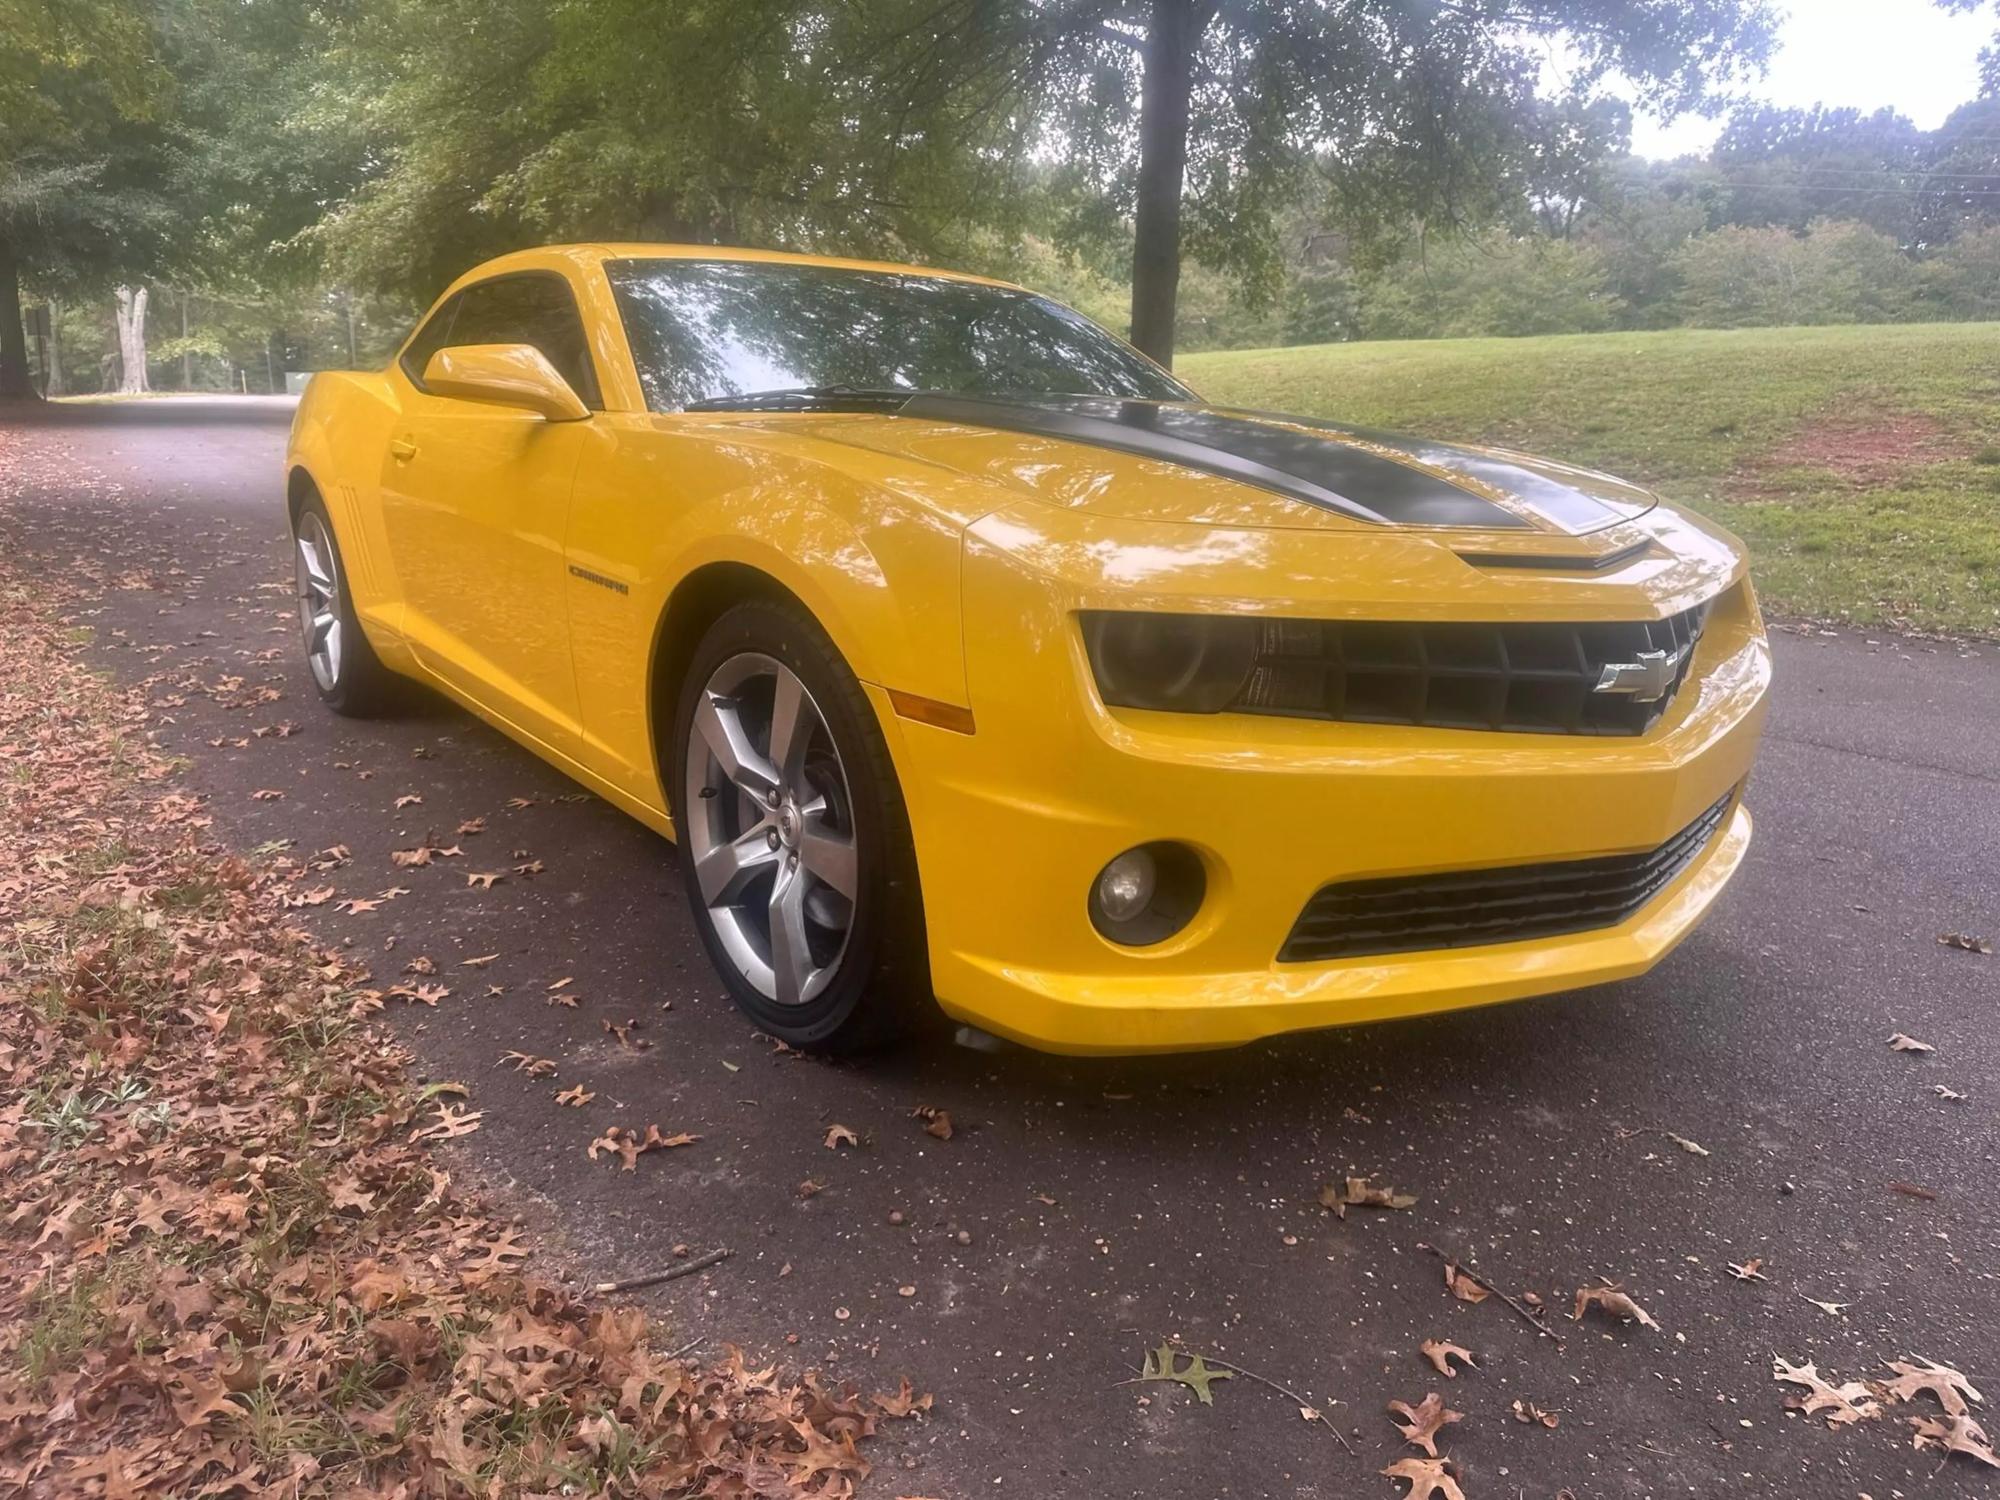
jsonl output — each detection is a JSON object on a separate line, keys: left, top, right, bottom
{"left": 604, "top": 258, "right": 1193, "bottom": 412}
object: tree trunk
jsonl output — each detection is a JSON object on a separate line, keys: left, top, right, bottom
{"left": 1129, "top": 0, "right": 1204, "bottom": 367}
{"left": 0, "top": 241, "right": 36, "bottom": 400}
{"left": 46, "top": 297, "right": 65, "bottom": 397}
{"left": 114, "top": 285, "right": 151, "bottom": 394}
{"left": 180, "top": 290, "right": 191, "bottom": 390}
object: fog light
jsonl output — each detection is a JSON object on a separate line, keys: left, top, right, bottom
{"left": 1089, "top": 842, "right": 1206, "bottom": 947}
{"left": 1095, "top": 849, "right": 1157, "bottom": 923}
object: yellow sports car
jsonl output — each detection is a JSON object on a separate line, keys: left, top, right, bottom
{"left": 286, "top": 244, "right": 1769, "bottom": 1055}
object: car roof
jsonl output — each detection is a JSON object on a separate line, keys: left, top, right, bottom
{"left": 443, "top": 242, "right": 1026, "bottom": 297}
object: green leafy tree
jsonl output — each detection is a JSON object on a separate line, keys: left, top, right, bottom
{"left": 1920, "top": 224, "right": 2000, "bottom": 319}
{"left": 1356, "top": 233, "right": 1623, "bottom": 339}
{"left": 840, "top": 0, "right": 1775, "bottom": 362}
{"left": 0, "top": 0, "right": 176, "bottom": 397}
{"left": 1670, "top": 218, "right": 1918, "bottom": 327}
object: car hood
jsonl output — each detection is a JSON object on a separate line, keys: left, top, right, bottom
{"left": 778, "top": 394, "right": 1659, "bottom": 538}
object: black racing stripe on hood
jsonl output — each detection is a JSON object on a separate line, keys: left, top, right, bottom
{"left": 898, "top": 394, "right": 1532, "bottom": 529}
{"left": 1224, "top": 407, "right": 1631, "bottom": 535}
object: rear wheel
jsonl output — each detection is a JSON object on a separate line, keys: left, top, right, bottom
{"left": 294, "top": 492, "right": 393, "bottom": 715}
{"left": 671, "top": 600, "right": 930, "bottom": 1051}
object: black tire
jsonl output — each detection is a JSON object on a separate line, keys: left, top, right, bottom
{"left": 293, "top": 490, "right": 395, "bottom": 716}
{"left": 670, "top": 599, "right": 932, "bottom": 1052}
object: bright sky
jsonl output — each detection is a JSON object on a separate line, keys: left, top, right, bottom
{"left": 1624, "top": 0, "right": 1991, "bottom": 159}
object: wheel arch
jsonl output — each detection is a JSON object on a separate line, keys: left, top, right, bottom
{"left": 286, "top": 464, "right": 319, "bottom": 529}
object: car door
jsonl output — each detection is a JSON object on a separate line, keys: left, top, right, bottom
{"left": 379, "top": 272, "right": 602, "bottom": 760}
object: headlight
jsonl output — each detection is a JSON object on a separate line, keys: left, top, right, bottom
{"left": 1080, "top": 612, "right": 1258, "bottom": 713}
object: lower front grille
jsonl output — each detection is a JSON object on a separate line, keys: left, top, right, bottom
{"left": 1279, "top": 791, "right": 1736, "bottom": 963}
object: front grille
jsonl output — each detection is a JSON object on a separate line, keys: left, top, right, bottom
{"left": 1279, "top": 790, "right": 1736, "bottom": 963}
{"left": 1232, "top": 599, "right": 1713, "bottom": 736}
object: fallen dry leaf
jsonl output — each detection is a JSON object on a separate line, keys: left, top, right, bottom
{"left": 1774, "top": 1355, "right": 1882, "bottom": 1426}
{"left": 395, "top": 793, "right": 423, "bottom": 808}
{"left": 1444, "top": 1264, "right": 1490, "bottom": 1305}
{"left": 1387, "top": 1392, "right": 1462, "bottom": 1456}
{"left": 1935, "top": 1084, "right": 1968, "bottom": 1102}
{"left": 875, "top": 1378, "right": 934, "bottom": 1418}
{"left": 1380, "top": 1456, "right": 1467, "bottom": 1500}
{"left": 824, "top": 1124, "right": 860, "bottom": 1150}
{"left": 460, "top": 952, "right": 499, "bottom": 967}
{"left": 409, "top": 1103, "right": 483, "bottom": 1143}
{"left": 457, "top": 816, "right": 486, "bottom": 835}
{"left": 1666, "top": 1132, "right": 1710, "bottom": 1157}
{"left": 1882, "top": 1356, "right": 1983, "bottom": 1416}
{"left": 1320, "top": 1176, "right": 1417, "bottom": 1219}
{"left": 1573, "top": 1285, "right": 1658, "bottom": 1330}
{"left": 1889, "top": 1032, "right": 1936, "bottom": 1053}
{"left": 586, "top": 1123, "right": 701, "bottom": 1168}
{"left": 555, "top": 1084, "right": 595, "bottom": 1107}
{"left": 1938, "top": 932, "right": 1993, "bottom": 955}
{"left": 912, "top": 1105, "right": 953, "bottom": 1141}
{"left": 465, "top": 871, "right": 505, "bottom": 890}
{"left": 1511, "top": 1397, "right": 1559, "bottom": 1428}
{"left": 1728, "top": 1258, "right": 1768, "bottom": 1282}
{"left": 336, "top": 896, "right": 383, "bottom": 915}
{"left": 500, "top": 1050, "right": 556, "bottom": 1077}
{"left": 251, "top": 788, "right": 284, "bottom": 801}
{"left": 1420, "top": 1339, "right": 1476, "bottom": 1379}
{"left": 1909, "top": 1412, "right": 2000, "bottom": 1468}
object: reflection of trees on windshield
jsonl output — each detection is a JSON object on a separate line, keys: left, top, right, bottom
{"left": 605, "top": 259, "right": 1191, "bottom": 411}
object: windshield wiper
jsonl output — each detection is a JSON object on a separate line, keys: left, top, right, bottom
{"left": 682, "top": 384, "right": 915, "bottom": 413}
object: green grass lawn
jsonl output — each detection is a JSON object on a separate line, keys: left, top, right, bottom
{"left": 1182, "top": 322, "right": 2000, "bottom": 637}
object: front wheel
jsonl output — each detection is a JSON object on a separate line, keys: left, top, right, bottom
{"left": 294, "top": 492, "right": 394, "bottom": 715}
{"left": 671, "top": 600, "right": 930, "bottom": 1051}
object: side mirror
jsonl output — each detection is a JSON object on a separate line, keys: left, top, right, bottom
{"left": 423, "top": 344, "right": 589, "bottom": 422}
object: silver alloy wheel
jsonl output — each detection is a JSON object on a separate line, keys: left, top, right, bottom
{"left": 295, "top": 512, "right": 343, "bottom": 692}
{"left": 685, "top": 652, "right": 859, "bottom": 1005}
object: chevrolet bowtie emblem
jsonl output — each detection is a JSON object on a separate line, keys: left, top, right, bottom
{"left": 1593, "top": 647, "right": 1684, "bottom": 702}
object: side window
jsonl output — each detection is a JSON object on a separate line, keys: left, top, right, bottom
{"left": 441, "top": 274, "right": 602, "bottom": 409}
{"left": 398, "top": 292, "right": 461, "bottom": 388}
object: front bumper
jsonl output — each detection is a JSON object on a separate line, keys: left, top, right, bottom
{"left": 875, "top": 514, "right": 1771, "bottom": 1056}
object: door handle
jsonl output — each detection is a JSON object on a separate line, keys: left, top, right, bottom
{"left": 389, "top": 436, "right": 418, "bottom": 461}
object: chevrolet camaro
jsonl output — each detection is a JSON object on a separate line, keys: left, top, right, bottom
{"left": 284, "top": 244, "right": 1770, "bottom": 1055}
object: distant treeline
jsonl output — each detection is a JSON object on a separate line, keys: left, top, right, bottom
{"left": 1030, "top": 101, "right": 2000, "bottom": 350}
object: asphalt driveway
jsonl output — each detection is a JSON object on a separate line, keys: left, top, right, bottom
{"left": 5, "top": 396, "right": 1997, "bottom": 1498}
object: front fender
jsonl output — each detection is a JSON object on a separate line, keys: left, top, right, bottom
{"left": 563, "top": 419, "right": 972, "bottom": 812}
